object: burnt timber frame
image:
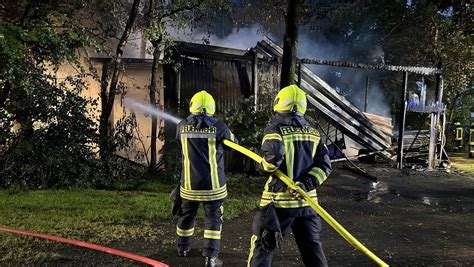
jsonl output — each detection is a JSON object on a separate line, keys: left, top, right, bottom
{"left": 255, "top": 38, "right": 392, "bottom": 158}
{"left": 299, "top": 54, "right": 443, "bottom": 169}
{"left": 398, "top": 72, "right": 408, "bottom": 168}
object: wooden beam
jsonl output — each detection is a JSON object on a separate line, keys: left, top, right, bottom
{"left": 307, "top": 95, "right": 387, "bottom": 152}
{"left": 299, "top": 58, "right": 442, "bottom": 76}
{"left": 364, "top": 76, "right": 369, "bottom": 112}
{"left": 300, "top": 70, "right": 391, "bottom": 145}
{"left": 397, "top": 72, "right": 408, "bottom": 169}
{"left": 252, "top": 51, "right": 258, "bottom": 109}
{"left": 303, "top": 68, "right": 388, "bottom": 140}
{"left": 257, "top": 38, "right": 392, "bottom": 153}
{"left": 303, "top": 82, "right": 390, "bottom": 149}
{"left": 174, "top": 41, "right": 250, "bottom": 60}
{"left": 428, "top": 74, "right": 444, "bottom": 169}
{"left": 297, "top": 63, "right": 302, "bottom": 86}
{"left": 428, "top": 113, "right": 437, "bottom": 169}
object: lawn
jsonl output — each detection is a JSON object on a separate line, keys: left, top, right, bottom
{"left": 450, "top": 154, "right": 474, "bottom": 174}
{"left": 0, "top": 174, "right": 264, "bottom": 263}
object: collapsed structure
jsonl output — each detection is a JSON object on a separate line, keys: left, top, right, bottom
{"left": 162, "top": 38, "right": 393, "bottom": 163}
{"left": 82, "top": 37, "right": 444, "bottom": 169}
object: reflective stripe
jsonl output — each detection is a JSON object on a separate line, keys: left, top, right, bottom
{"left": 180, "top": 185, "right": 227, "bottom": 201}
{"left": 180, "top": 191, "right": 227, "bottom": 201}
{"left": 260, "top": 199, "right": 318, "bottom": 208}
{"left": 204, "top": 230, "right": 221, "bottom": 239}
{"left": 181, "top": 133, "right": 216, "bottom": 139}
{"left": 220, "top": 205, "right": 224, "bottom": 224}
{"left": 260, "top": 189, "right": 318, "bottom": 208}
{"left": 263, "top": 177, "right": 273, "bottom": 191}
{"left": 181, "top": 138, "right": 191, "bottom": 190}
{"left": 247, "top": 235, "right": 258, "bottom": 267}
{"left": 208, "top": 138, "right": 219, "bottom": 189}
{"left": 260, "top": 196, "right": 319, "bottom": 208}
{"left": 180, "top": 185, "right": 227, "bottom": 195}
{"left": 262, "top": 189, "right": 317, "bottom": 200}
{"left": 283, "top": 139, "right": 295, "bottom": 179}
{"left": 312, "top": 139, "right": 318, "bottom": 158}
{"left": 262, "top": 133, "right": 282, "bottom": 144}
{"left": 309, "top": 168, "right": 327, "bottom": 185}
{"left": 262, "top": 158, "right": 277, "bottom": 172}
{"left": 282, "top": 134, "right": 320, "bottom": 142}
{"left": 176, "top": 227, "right": 194, "bottom": 237}
{"left": 281, "top": 131, "right": 320, "bottom": 180}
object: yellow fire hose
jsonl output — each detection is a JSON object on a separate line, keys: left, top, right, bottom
{"left": 223, "top": 140, "right": 389, "bottom": 267}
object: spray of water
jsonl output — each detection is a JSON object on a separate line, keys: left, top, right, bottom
{"left": 123, "top": 98, "right": 182, "bottom": 124}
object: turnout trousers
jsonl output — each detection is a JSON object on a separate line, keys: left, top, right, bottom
{"left": 176, "top": 199, "right": 224, "bottom": 257}
{"left": 247, "top": 206, "right": 327, "bottom": 267}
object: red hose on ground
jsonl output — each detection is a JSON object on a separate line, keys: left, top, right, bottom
{"left": 0, "top": 225, "right": 168, "bottom": 267}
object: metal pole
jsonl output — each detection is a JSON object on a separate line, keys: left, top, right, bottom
{"left": 435, "top": 74, "right": 444, "bottom": 104}
{"left": 439, "top": 111, "right": 446, "bottom": 161}
{"left": 364, "top": 76, "right": 369, "bottom": 112}
{"left": 252, "top": 51, "right": 258, "bottom": 109}
{"left": 297, "top": 62, "right": 302, "bottom": 86}
{"left": 428, "top": 113, "right": 437, "bottom": 169}
{"left": 428, "top": 73, "right": 444, "bottom": 168}
{"left": 397, "top": 72, "right": 408, "bottom": 169}
{"left": 419, "top": 77, "right": 426, "bottom": 110}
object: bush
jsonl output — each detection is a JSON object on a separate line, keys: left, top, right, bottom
{"left": 0, "top": 20, "right": 147, "bottom": 189}
{"left": 219, "top": 81, "right": 277, "bottom": 152}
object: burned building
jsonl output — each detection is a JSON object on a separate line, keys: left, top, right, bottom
{"left": 74, "top": 37, "right": 445, "bottom": 170}
{"left": 159, "top": 38, "right": 393, "bottom": 165}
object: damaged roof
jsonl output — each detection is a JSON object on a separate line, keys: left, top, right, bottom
{"left": 253, "top": 38, "right": 392, "bottom": 153}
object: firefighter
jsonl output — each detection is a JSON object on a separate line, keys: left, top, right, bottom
{"left": 175, "top": 90, "right": 237, "bottom": 267}
{"left": 247, "top": 85, "right": 332, "bottom": 267}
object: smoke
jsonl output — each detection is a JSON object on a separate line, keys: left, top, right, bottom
{"left": 123, "top": 98, "right": 182, "bottom": 124}
{"left": 296, "top": 32, "right": 391, "bottom": 117}
{"left": 173, "top": 25, "right": 266, "bottom": 50}
{"left": 120, "top": 20, "right": 393, "bottom": 118}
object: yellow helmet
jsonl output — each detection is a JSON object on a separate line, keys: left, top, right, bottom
{"left": 189, "top": 90, "right": 216, "bottom": 115}
{"left": 273, "top": 85, "right": 307, "bottom": 115}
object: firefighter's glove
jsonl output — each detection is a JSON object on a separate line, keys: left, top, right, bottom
{"left": 262, "top": 228, "right": 283, "bottom": 251}
{"left": 288, "top": 181, "right": 307, "bottom": 200}
{"left": 169, "top": 185, "right": 182, "bottom": 217}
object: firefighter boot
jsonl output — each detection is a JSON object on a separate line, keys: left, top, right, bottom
{"left": 204, "top": 256, "right": 223, "bottom": 267}
{"left": 177, "top": 249, "right": 190, "bottom": 257}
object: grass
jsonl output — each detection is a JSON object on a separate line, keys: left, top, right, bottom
{"left": 0, "top": 174, "right": 264, "bottom": 263}
{"left": 450, "top": 154, "right": 474, "bottom": 174}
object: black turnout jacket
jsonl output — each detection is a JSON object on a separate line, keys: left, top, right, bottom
{"left": 258, "top": 113, "right": 332, "bottom": 208}
{"left": 176, "top": 114, "right": 237, "bottom": 201}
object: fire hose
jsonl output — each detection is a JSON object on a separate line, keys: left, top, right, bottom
{"left": 0, "top": 225, "right": 168, "bottom": 266}
{"left": 223, "top": 140, "right": 389, "bottom": 267}
{"left": 123, "top": 99, "right": 388, "bottom": 265}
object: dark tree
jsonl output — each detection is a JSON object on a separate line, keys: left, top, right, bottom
{"left": 98, "top": 0, "right": 142, "bottom": 161}
{"left": 280, "top": 0, "right": 300, "bottom": 88}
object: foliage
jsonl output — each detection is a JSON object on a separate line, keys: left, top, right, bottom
{"left": 0, "top": 3, "right": 102, "bottom": 188}
{"left": 328, "top": 0, "right": 473, "bottom": 122}
{"left": 0, "top": 1, "right": 147, "bottom": 189}
{"left": 219, "top": 81, "right": 277, "bottom": 152}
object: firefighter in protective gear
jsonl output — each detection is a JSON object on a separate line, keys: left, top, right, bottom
{"left": 247, "top": 85, "right": 332, "bottom": 267}
{"left": 175, "top": 90, "right": 237, "bottom": 267}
